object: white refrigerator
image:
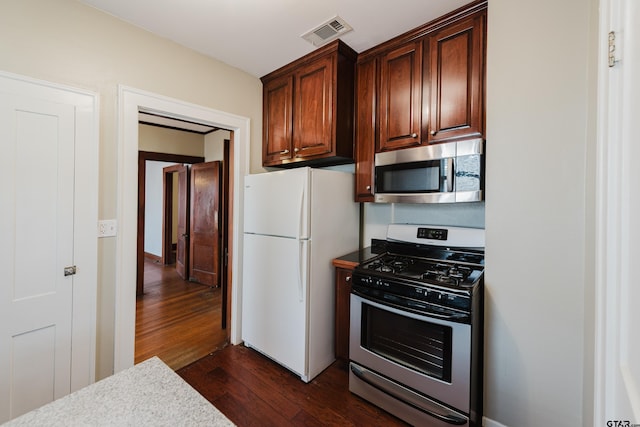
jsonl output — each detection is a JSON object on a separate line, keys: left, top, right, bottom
{"left": 241, "top": 167, "right": 359, "bottom": 382}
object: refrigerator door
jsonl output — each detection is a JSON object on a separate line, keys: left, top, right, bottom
{"left": 243, "top": 168, "right": 310, "bottom": 239}
{"left": 241, "top": 233, "right": 309, "bottom": 379}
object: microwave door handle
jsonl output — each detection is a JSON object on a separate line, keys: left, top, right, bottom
{"left": 443, "top": 157, "right": 454, "bottom": 192}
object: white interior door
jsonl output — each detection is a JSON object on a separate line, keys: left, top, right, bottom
{"left": 0, "top": 72, "right": 98, "bottom": 422}
{"left": 595, "top": 0, "right": 640, "bottom": 423}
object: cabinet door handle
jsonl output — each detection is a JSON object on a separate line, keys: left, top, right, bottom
{"left": 294, "top": 147, "right": 300, "bottom": 152}
{"left": 365, "top": 185, "right": 371, "bottom": 191}
{"left": 430, "top": 130, "right": 437, "bottom": 136}
{"left": 280, "top": 149, "right": 289, "bottom": 155}
{"left": 411, "top": 133, "right": 418, "bottom": 138}
{"left": 346, "top": 276, "right": 352, "bottom": 282}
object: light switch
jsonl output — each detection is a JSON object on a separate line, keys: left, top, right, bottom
{"left": 98, "top": 219, "right": 117, "bottom": 238}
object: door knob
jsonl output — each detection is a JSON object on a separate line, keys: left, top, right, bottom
{"left": 430, "top": 130, "right": 437, "bottom": 136}
{"left": 411, "top": 133, "right": 418, "bottom": 138}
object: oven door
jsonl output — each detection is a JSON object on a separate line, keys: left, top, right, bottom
{"left": 349, "top": 293, "right": 471, "bottom": 416}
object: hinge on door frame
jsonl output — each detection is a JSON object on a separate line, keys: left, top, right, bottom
{"left": 608, "top": 31, "right": 617, "bottom": 67}
{"left": 224, "top": 247, "right": 228, "bottom": 267}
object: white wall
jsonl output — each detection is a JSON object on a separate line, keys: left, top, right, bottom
{"left": 362, "top": 202, "right": 485, "bottom": 247}
{"left": 0, "top": 0, "right": 262, "bottom": 380}
{"left": 484, "top": 0, "right": 597, "bottom": 426}
{"left": 143, "top": 161, "right": 175, "bottom": 257}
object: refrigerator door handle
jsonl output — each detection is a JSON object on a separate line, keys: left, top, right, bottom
{"left": 297, "top": 240, "right": 304, "bottom": 302}
{"left": 296, "top": 180, "right": 305, "bottom": 239}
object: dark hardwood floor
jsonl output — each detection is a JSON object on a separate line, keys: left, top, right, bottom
{"left": 177, "top": 344, "right": 410, "bottom": 426}
{"left": 135, "top": 259, "right": 228, "bottom": 370}
{"left": 139, "top": 259, "right": 408, "bottom": 426}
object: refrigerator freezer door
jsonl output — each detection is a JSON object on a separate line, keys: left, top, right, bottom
{"left": 241, "top": 233, "right": 309, "bottom": 379}
{"left": 243, "top": 168, "right": 310, "bottom": 239}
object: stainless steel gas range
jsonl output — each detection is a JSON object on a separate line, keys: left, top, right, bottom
{"left": 349, "top": 224, "right": 484, "bottom": 426}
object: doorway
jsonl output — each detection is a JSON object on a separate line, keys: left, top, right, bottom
{"left": 134, "top": 125, "right": 231, "bottom": 370}
{"left": 115, "top": 87, "right": 249, "bottom": 373}
{"left": 137, "top": 150, "right": 204, "bottom": 296}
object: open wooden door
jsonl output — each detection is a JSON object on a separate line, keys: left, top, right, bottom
{"left": 189, "top": 161, "right": 222, "bottom": 287}
{"left": 175, "top": 165, "right": 190, "bottom": 279}
{"left": 162, "top": 164, "right": 189, "bottom": 279}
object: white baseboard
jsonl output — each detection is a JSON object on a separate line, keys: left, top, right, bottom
{"left": 483, "top": 417, "right": 509, "bottom": 427}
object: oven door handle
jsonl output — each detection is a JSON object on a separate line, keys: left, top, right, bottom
{"left": 353, "top": 289, "right": 470, "bottom": 323}
{"left": 350, "top": 363, "right": 467, "bottom": 425}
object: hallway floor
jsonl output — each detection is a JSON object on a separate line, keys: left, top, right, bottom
{"left": 134, "top": 259, "right": 228, "bottom": 370}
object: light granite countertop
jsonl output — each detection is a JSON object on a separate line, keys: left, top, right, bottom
{"left": 3, "top": 357, "right": 235, "bottom": 427}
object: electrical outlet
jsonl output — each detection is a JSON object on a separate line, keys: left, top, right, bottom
{"left": 98, "top": 219, "right": 117, "bottom": 238}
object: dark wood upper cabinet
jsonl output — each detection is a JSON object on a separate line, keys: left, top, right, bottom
{"left": 293, "top": 55, "right": 333, "bottom": 158}
{"left": 262, "top": 74, "right": 293, "bottom": 165}
{"left": 354, "top": 0, "right": 486, "bottom": 201}
{"left": 354, "top": 58, "right": 377, "bottom": 202}
{"left": 378, "top": 40, "right": 423, "bottom": 152}
{"left": 261, "top": 40, "right": 357, "bottom": 168}
{"left": 424, "top": 10, "right": 485, "bottom": 144}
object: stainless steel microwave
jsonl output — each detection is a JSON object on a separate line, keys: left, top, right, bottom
{"left": 374, "top": 138, "right": 484, "bottom": 204}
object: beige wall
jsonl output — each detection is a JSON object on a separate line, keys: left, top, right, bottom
{"left": 205, "top": 129, "right": 231, "bottom": 161}
{"left": 0, "top": 0, "right": 601, "bottom": 424}
{"left": 138, "top": 124, "right": 205, "bottom": 156}
{"left": 0, "top": 0, "right": 263, "bottom": 380}
{"left": 485, "top": 0, "right": 597, "bottom": 426}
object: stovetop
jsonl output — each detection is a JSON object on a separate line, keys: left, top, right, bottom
{"left": 360, "top": 253, "right": 484, "bottom": 288}
{"left": 351, "top": 225, "right": 485, "bottom": 313}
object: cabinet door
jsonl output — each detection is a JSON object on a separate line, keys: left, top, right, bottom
{"left": 426, "top": 11, "right": 485, "bottom": 143}
{"left": 378, "top": 40, "right": 422, "bottom": 152}
{"left": 355, "top": 58, "right": 376, "bottom": 202}
{"left": 293, "top": 55, "right": 334, "bottom": 159}
{"left": 263, "top": 74, "right": 294, "bottom": 166}
{"left": 335, "top": 267, "right": 353, "bottom": 361}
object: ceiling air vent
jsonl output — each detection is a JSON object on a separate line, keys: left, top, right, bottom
{"left": 301, "top": 16, "right": 353, "bottom": 47}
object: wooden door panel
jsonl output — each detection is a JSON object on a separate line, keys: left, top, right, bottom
{"left": 294, "top": 55, "right": 333, "bottom": 157}
{"left": 263, "top": 75, "right": 293, "bottom": 165}
{"left": 427, "top": 12, "right": 485, "bottom": 143}
{"left": 189, "top": 161, "right": 221, "bottom": 287}
{"left": 355, "top": 58, "right": 376, "bottom": 201}
{"left": 437, "top": 32, "right": 471, "bottom": 130}
{"left": 378, "top": 41, "right": 422, "bottom": 151}
{"left": 176, "top": 165, "right": 189, "bottom": 279}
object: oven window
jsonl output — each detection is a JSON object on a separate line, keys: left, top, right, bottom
{"left": 361, "top": 304, "right": 452, "bottom": 382}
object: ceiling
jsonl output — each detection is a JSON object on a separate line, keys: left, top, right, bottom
{"left": 78, "top": 0, "right": 471, "bottom": 78}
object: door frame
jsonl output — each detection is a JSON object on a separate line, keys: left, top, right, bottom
{"left": 0, "top": 71, "right": 99, "bottom": 391}
{"left": 115, "top": 86, "right": 250, "bottom": 372}
{"left": 593, "top": 0, "right": 640, "bottom": 422}
{"left": 136, "top": 151, "right": 204, "bottom": 295}
{"left": 161, "top": 164, "right": 183, "bottom": 266}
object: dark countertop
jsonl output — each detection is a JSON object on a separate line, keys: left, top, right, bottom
{"left": 332, "top": 246, "right": 382, "bottom": 270}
